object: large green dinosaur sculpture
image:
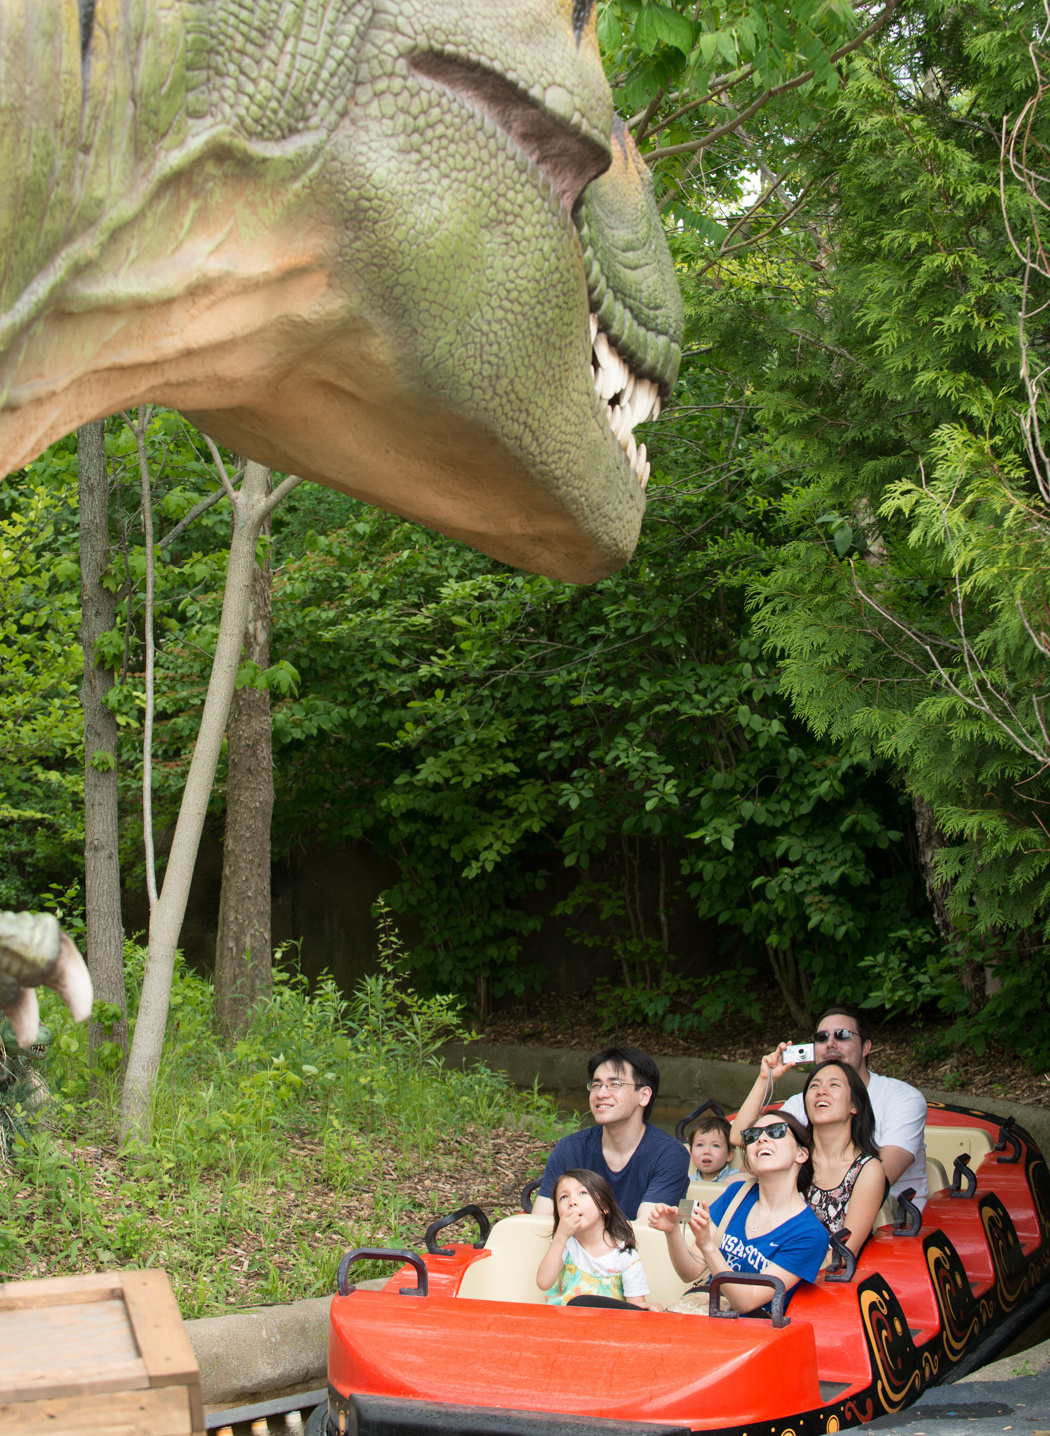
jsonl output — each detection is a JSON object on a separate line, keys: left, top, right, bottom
{"left": 1, "top": 0, "right": 682, "bottom": 582}
{"left": 0, "top": 0, "right": 682, "bottom": 1033}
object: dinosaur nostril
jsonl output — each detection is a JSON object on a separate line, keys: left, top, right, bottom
{"left": 79, "top": 0, "right": 96, "bottom": 58}
{"left": 572, "top": 0, "right": 596, "bottom": 41}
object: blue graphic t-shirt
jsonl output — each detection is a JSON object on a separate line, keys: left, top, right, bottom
{"left": 707, "top": 1183, "right": 828, "bottom": 1310}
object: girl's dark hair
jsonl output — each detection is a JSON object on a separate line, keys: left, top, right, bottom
{"left": 551, "top": 1169, "right": 636, "bottom": 1249}
{"left": 802, "top": 1060, "right": 880, "bottom": 1162}
{"left": 741, "top": 1109, "right": 814, "bottom": 1193}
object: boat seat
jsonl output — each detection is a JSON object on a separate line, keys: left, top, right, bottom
{"left": 684, "top": 1176, "right": 741, "bottom": 1205}
{"left": 925, "top": 1125, "right": 993, "bottom": 1171}
{"left": 455, "top": 1213, "right": 693, "bottom": 1309}
{"left": 457, "top": 1214, "right": 552, "bottom": 1304}
{"left": 871, "top": 1156, "right": 952, "bottom": 1230}
{"left": 629, "top": 1221, "right": 693, "bottom": 1309}
{"left": 926, "top": 1155, "right": 950, "bottom": 1195}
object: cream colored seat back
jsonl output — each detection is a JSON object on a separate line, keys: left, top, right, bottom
{"left": 629, "top": 1221, "right": 692, "bottom": 1308}
{"left": 457, "top": 1214, "right": 552, "bottom": 1304}
{"left": 926, "top": 1155, "right": 950, "bottom": 1196}
{"left": 925, "top": 1125, "right": 994, "bottom": 1174}
{"left": 456, "top": 1212, "right": 693, "bottom": 1309}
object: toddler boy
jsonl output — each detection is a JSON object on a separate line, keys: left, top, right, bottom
{"left": 686, "top": 1114, "right": 739, "bottom": 1185}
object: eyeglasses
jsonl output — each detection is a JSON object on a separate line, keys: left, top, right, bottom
{"left": 585, "top": 1079, "right": 641, "bottom": 1093}
{"left": 814, "top": 1028, "right": 858, "bottom": 1043}
{"left": 741, "top": 1121, "right": 791, "bottom": 1145}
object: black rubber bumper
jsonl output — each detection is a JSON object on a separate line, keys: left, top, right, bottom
{"left": 327, "top": 1391, "right": 691, "bottom": 1436}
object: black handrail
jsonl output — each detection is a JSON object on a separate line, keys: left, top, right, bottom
{"left": 950, "top": 1152, "right": 977, "bottom": 1198}
{"left": 708, "top": 1271, "right": 789, "bottom": 1326}
{"left": 336, "top": 1247, "right": 428, "bottom": 1297}
{"left": 824, "top": 1228, "right": 857, "bottom": 1283}
{"left": 893, "top": 1188, "right": 923, "bottom": 1236}
{"left": 995, "top": 1118, "right": 1022, "bottom": 1165}
{"left": 424, "top": 1204, "right": 492, "bottom": 1255}
{"left": 674, "top": 1098, "right": 728, "bottom": 1144}
{"left": 520, "top": 1178, "right": 542, "bottom": 1213}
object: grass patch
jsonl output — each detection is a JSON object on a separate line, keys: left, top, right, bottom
{"left": 0, "top": 932, "right": 573, "bottom": 1317}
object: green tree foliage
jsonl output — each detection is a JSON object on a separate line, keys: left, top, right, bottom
{"left": 674, "top": 0, "right": 1050, "bottom": 1052}
{"left": 266, "top": 437, "right": 925, "bottom": 1021}
{"left": 0, "top": 441, "right": 83, "bottom": 908}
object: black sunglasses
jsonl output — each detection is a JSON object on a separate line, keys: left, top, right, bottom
{"left": 814, "top": 1028, "right": 858, "bottom": 1043}
{"left": 741, "top": 1121, "right": 791, "bottom": 1145}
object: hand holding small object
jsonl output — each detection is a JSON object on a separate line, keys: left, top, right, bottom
{"left": 689, "top": 1202, "right": 718, "bottom": 1259}
{"left": 761, "top": 1042, "right": 792, "bottom": 1083}
{"left": 647, "top": 1204, "right": 679, "bottom": 1233}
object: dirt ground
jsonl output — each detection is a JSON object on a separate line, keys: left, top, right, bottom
{"left": 478, "top": 978, "right": 1050, "bottom": 1110}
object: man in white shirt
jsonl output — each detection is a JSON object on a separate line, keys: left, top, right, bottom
{"left": 731, "top": 1005, "right": 928, "bottom": 1208}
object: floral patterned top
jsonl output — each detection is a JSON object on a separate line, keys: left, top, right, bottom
{"left": 807, "top": 1153, "right": 877, "bottom": 1232}
{"left": 544, "top": 1236, "right": 648, "bottom": 1304}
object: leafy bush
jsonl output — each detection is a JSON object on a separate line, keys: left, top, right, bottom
{"left": 2, "top": 934, "right": 570, "bottom": 1313}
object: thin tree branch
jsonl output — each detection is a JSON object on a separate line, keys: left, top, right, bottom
{"left": 203, "top": 435, "right": 240, "bottom": 504}
{"left": 158, "top": 486, "right": 230, "bottom": 549}
{"left": 646, "top": 0, "right": 899, "bottom": 163}
{"left": 259, "top": 472, "right": 305, "bottom": 523}
{"left": 126, "top": 407, "right": 160, "bottom": 909}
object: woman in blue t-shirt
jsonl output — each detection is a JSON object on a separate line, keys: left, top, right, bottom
{"left": 649, "top": 1110, "right": 828, "bottom": 1314}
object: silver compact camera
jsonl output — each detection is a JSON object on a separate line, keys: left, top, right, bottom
{"left": 782, "top": 1042, "right": 814, "bottom": 1065}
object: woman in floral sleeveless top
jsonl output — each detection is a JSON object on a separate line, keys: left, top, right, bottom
{"left": 802, "top": 1061, "right": 888, "bottom": 1259}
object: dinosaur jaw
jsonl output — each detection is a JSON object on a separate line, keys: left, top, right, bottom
{"left": 589, "top": 314, "right": 662, "bottom": 491}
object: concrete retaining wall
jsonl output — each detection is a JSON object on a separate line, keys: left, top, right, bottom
{"left": 440, "top": 1041, "right": 1050, "bottom": 1156}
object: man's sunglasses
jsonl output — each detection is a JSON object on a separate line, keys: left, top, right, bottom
{"left": 814, "top": 1028, "right": 858, "bottom": 1043}
{"left": 741, "top": 1121, "right": 791, "bottom": 1145}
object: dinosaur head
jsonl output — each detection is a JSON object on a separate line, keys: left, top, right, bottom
{"left": 0, "top": 0, "right": 682, "bottom": 581}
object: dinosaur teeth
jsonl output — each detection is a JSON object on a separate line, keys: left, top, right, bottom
{"left": 589, "top": 317, "right": 663, "bottom": 487}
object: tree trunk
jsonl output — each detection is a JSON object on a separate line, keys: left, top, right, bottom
{"left": 215, "top": 471, "right": 274, "bottom": 1036}
{"left": 119, "top": 460, "right": 301, "bottom": 1140}
{"left": 912, "top": 794, "right": 956, "bottom": 942}
{"left": 77, "top": 419, "right": 127, "bottom": 1061}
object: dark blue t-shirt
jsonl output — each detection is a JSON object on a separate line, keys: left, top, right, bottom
{"left": 537, "top": 1123, "right": 689, "bottom": 1219}
{"left": 708, "top": 1183, "right": 828, "bottom": 1310}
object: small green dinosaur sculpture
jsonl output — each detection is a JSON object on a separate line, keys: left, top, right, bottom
{"left": 0, "top": 912, "right": 92, "bottom": 1049}
{"left": 1, "top": 0, "right": 682, "bottom": 581}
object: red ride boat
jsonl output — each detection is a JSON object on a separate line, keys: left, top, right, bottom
{"left": 311, "top": 1102, "right": 1050, "bottom": 1436}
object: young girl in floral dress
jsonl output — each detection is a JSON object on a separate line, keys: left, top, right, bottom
{"left": 538, "top": 1168, "right": 656, "bottom": 1308}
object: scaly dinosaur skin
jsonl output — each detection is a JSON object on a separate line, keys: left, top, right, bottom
{"left": 0, "top": 0, "right": 682, "bottom": 581}
{"left": 0, "top": 913, "right": 93, "bottom": 1048}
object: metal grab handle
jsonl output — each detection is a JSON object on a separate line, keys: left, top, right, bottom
{"left": 708, "top": 1271, "right": 790, "bottom": 1327}
{"left": 336, "top": 1247, "right": 428, "bottom": 1297}
{"left": 824, "top": 1228, "right": 857, "bottom": 1283}
{"left": 675, "top": 1099, "right": 728, "bottom": 1144}
{"left": 893, "top": 1188, "right": 923, "bottom": 1236}
{"left": 520, "top": 1178, "right": 542, "bottom": 1213}
{"left": 950, "top": 1152, "right": 977, "bottom": 1198}
{"left": 995, "top": 1119, "right": 1022, "bottom": 1165}
{"left": 424, "top": 1204, "right": 492, "bottom": 1255}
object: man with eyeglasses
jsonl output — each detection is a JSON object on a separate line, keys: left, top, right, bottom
{"left": 533, "top": 1045, "right": 690, "bottom": 1220}
{"left": 731, "top": 1005, "right": 928, "bottom": 1209}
